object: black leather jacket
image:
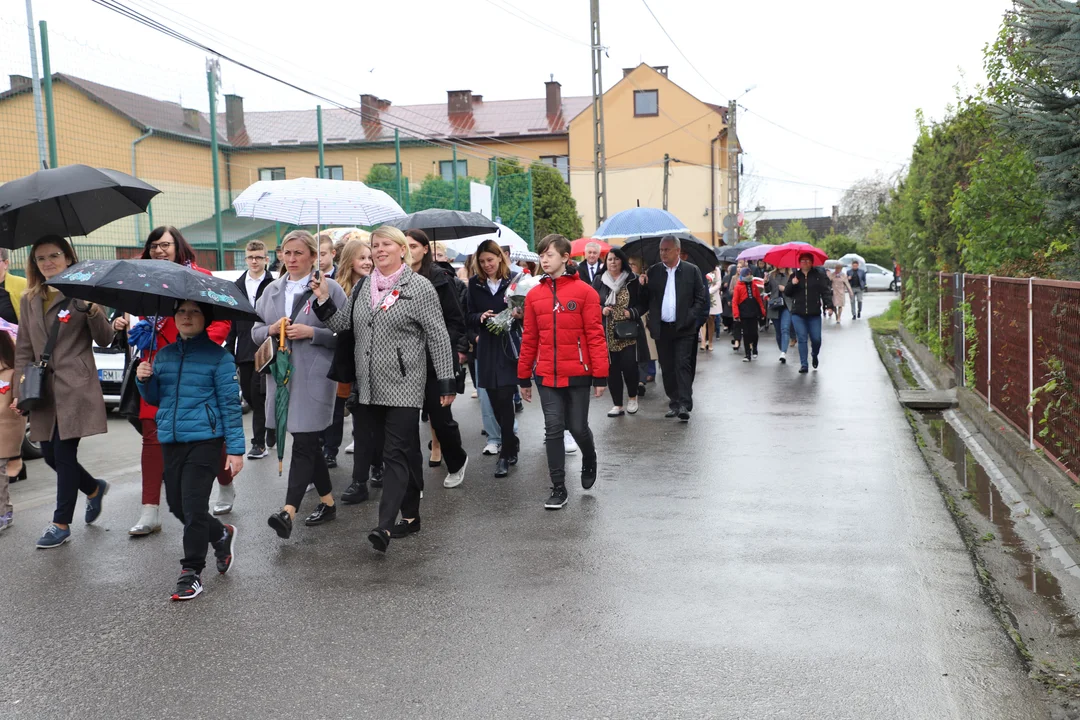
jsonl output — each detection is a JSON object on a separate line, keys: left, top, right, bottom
{"left": 784, "top": 267, "right": 835, "bottom": 316}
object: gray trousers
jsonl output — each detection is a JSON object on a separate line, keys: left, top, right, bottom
{"left": 852, "top": 288, "right": 864, "bottom": 317}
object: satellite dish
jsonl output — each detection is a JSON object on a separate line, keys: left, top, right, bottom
{"left": 722, "top": 213, "right": 737, "bottom": 230}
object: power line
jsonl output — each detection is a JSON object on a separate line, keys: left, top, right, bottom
{"left": 480, "top": 0, "right": 590, "bottom": 47}
{"left": 738, "top": 104, "right": 906, "bottom": 167}
{"left": 639, "top": 0, "right": 729, "bottom": 103}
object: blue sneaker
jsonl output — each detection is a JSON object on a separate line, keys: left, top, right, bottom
{"left": 85, "top": 479, "right": 108, "bottom": 524}
{"left": 0, "top": 510, "right": 12, "bottom": 533}
{"left": 36, "top": 524, "right": 71, "bottom": 549}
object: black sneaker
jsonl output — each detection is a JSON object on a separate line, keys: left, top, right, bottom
{"left": 581, "top": 466, "right": 597, "bottom": 490}
{"left": 389, "top": 517, "right": 421, "bottom": 538}
{"left": 678, "top": 407, "right": 691, "bottom": 422}
{"left": 545, "top": 485, "right": 568, "bottom": 510}
{"left": 341, "top": 480, "right": 369, "bottom": 504}
{"left": 515, "top": 401, "right": 524, "bottom": 413}
{"left": 812, "top": 355, "right": 819, "bottom": 369}
{"left": 664, "top": 409, "right": 679, "bottom": 418}
{"left": 324, "top": 454, "right": 338, "bottom": 470}
{"left": 247, "top": 445, "right": 268, "bottom": 460}
{"left": 213, "top": 524, "right": 237, "bottom": 574}
{"left": 265, "top": 430, "right": 277, "bottom": 449}
{"left": 370, "top": 464, "right": 384, "bottom": 488}
{"left": 799, "top": 366, "right": 809, "bottom": 374}
{"left": 171, "top": 569, "right": 203, "bottom": 601}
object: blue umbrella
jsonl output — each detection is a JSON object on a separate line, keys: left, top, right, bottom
{"left": 593, "top": 208, "right": 689, "bottom": 240}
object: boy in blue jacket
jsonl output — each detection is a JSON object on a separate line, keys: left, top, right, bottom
{"left": 137, "top": 300, "right": 246, "bottom": 601}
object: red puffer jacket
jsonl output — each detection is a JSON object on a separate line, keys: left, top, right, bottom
{"left": 518, "top": 267, "right": 609, "bottom": 388}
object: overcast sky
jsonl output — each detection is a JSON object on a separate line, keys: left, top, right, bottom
{"left": 5, "top": 0, "right": 1011, "bottom": 218}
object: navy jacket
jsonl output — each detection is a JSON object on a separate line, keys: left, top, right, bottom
{"left": 846, "top": 267, "right": 868, "bottom": 291}
{"left": 137, "top": 331, "right": 246, "bottom": 455}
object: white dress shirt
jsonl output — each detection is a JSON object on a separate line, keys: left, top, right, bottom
{"left": 661, "top": 261, "right": 680, "bottom": 323}
{"left": 285, "top": 273, "right": 312, "bottom": 316}
{"left": 487, "top": 277, "right": 503, "bottom": 295}
{"left": 245, "top": 271, "right": 265, "bottom": 305}
{"left": 587, "top": 263, "right": 600, "bottom": 282}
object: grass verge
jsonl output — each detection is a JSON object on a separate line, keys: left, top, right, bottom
{"left": 868, "top": 298, "right": 901, "bottom": 334}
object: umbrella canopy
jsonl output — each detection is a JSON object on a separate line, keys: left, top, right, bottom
{"left": 570, "top": 237, "right": 611, "bottom": 255}
{"left": 232, "top": 177, "right": 405, "bottom": 226}
{"left": 0, "top": 164, "right": 161, "bottom": 249}
{"left": 593, "top": 207, "right": 689, "bottom": 240}
{"left": 622, "top": 235, "right": 717, "bottom": 274}
{"left": 763, "top": 242, "right": 828, "bottom": 269}
{"left": 440, "top": 222, "right": 528, "bottom": 255}
{"left": 45, "top": 259, "right": 260, "bottom": 322}
{"left": 717, "top": 240, "right": 761, "bottom": 263}
{"left": 736, "top": 244, "right": 772, "bottom": 262}
{"left": 381, "top": 209, "right": 497, "bottom": 241}
{"left": 267, "top": 324, "right": 293, "bottom": 476}
{"left": 837, "top": 253, "right": 866, "bottom": 267}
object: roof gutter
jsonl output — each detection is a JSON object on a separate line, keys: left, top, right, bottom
{"left": 132, "top": 129, "right": 153, "bottom": 242}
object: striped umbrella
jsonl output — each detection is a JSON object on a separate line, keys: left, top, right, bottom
{"left": 593, "top": 207, "right": 689, "bottom": 240}
{"left": 232, "top": 177, "right": 405, "bottom": 226}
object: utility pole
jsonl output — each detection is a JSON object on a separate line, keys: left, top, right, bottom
{"left": 590, "top": 0, "right": 608, "bottom": 225}
{"left": 207, "top": 57, "right": 224, "bottom": 270}
{"left": 24, "top": 0, "right": 47, "bottom": 167}
{"left": 727, "top": 100, "right": 739, "bottom": 242}
{"left": 662, "top": 153, "right": 670, "bottom": 211}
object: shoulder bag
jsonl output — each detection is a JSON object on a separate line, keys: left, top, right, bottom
{"left": 256, "top": 289, "right": 313, "bottom": 375}
{"left": 18, "top": 299, "right": 71, "bottom": 413}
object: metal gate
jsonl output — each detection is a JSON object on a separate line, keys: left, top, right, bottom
{"left": 953, "top": 273, "right": 965, "bottom": 388}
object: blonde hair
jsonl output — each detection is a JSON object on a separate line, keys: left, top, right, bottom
{"left": 336, "top": 239, "right": 371, "bottom": 295}
{"left": 370, "top": 225, "right": 412, "bottom": 267}
{"left": 246, "top": 239, "right": 267, "bottom": 253}
{"left": 280, "top": 229, "right": 318, "bottom": 258}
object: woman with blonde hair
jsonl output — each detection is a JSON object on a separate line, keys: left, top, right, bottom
{"left": 830, "top": 265, "right": 855, "bottom": 325}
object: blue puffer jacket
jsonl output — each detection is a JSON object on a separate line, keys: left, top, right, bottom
{"left": 137, "top": 331, "right": 245, "bottom": 456}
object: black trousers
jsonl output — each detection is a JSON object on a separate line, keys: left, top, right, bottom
{"left": 740, "top": 317, "right": 760, "bottom": 358}
{"left": 237, "top": 362, "right": 266, "bottom": 446}
{"left": 321, "top": 395, "right": 348, "bottom": 458}
{"left": 284, "top": 432, "right": 333, "bottom": 509}
{"left": 350, "top": 411, "right": 384, "bottom": 483}
{"left": 163, "top": 438, "right": 226, "bottom": 574}
{"left": 656, "top": 324, "right": 696, "bottom": 411}
{"left": 352, "top": 404, "right": 422, "bottom": 529}
{"left": 608, "top": 346, "right": 639, "bottom": 407}
{"left": 486, "top": 385, "right": 519, "bottom": 460}
{"left": 43, "top": 425, "right": 97, "bottom": 525}
{"left": 538, "top": 385, "right": 596, "bottom": 485}
{"left": 421, "top": 377, "right": 467, "bottom": 473}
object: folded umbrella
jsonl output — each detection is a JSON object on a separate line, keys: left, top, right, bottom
{"left": 0, "top": 164, "right": 161, "bottom": 249}
{"left": 382, "top": 209, "right": 497, "bottom": 241}
{"left": 268, "top": 322, "right": 293, "bottom": 476}
{"left": 763, "top": 242, "right": 828, "bottom": 269}
{"left": 233, "top": 177, "right": 405, "bottom": 226}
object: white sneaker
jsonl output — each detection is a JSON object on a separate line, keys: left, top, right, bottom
{"left": 482, "top": 442, "right": 500, "bottom": 456}
{"left": 212, "top": 483, "right": 235, "bottom": 516}
{"left": 627, "top": 397, "right": 639, "bottom": 414}
{"left": 345, "top": 441, "right": 355, "bottom": 454}
{"left": 564, "top": 431, "right": 578, "bottom": 454}
{"left": 128, "top": 504, "right": 161, "bottom": 536}
{"left": 779, "top": 352, "right": 787, "bottom": 364}
{"left": 443, "top": 456, "right": 468, "bottom": 488}
{"left": 607, "top": 406, "right": 624, "bottom": 417}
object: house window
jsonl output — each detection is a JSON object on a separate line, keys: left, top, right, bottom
{"left": 259, "top": 167, "right": 285, "bottom": 181}
{"left": 634, "top": 90, "right": 659, "bottom": 117}
{"left": 315, "top": 165, "right": 344, "bottom": 180}
{"left": 439, "top": 159, "right": 467, "bottom": 181}
{"left": 540, "top": 155, "right": 569, "bottom": 183}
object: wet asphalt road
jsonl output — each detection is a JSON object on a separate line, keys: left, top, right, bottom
{"left": 1, "top": 293, "right": 1048, "bottom": 720}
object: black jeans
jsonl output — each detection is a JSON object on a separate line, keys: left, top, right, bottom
{"left": 162, "top": 438, "right": 226, "bottom": 574}
{"left": 740, "top": 317, "right": 760, "bottom": 358}
{"left": 321, "top": 395, "right": 348, "bottom": 458}
{"left": 655, "top": 324, "right": 696, "bottom": 411}
{"left": 608, "top": 346, "right": 639, "bottom": 407}
{"left": 42, "top": 425, "right": 98, "bottom": 525}
{"left": 350, "top": 411, "right": 384, "bottom": 484}
{"left": 537, "top": 385, "right": 596, "bottom": 485}
{"left": 486, "top": 386, "right": 519, "bottom": 460}
{"left": 421, "top": 376, "right": 467, "bottom": 473}
{"left": 284, "top": 432, "right": 333, "bottom": 510}
{"left": 237, "top": 362, "right": 266, "bottom": 446}
{"left": 352, "top": 404, "right": 422, "bottom": 529}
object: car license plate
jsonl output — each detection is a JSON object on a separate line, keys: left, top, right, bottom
{"left": 99, "top": 369, "right": 123, "bottom": 383}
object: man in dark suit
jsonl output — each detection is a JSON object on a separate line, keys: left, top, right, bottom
{"left": 227, "top": 240, "right": 275, "bottom": 460}
{"left": 640, "top": 236, "right": 709, "bottom": 422}
{"left": 582, "top": 242, "right": 606, "bottom": 285}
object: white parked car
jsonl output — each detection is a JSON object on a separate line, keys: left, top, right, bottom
{"left": 94, "top": 342, "right": 126, "bottom": 409}
{"left": 862, "top": 263, "right": 897, "bottom": 291}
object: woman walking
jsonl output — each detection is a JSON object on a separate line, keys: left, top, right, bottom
{"left": 592, "top": 247, "right": 644, "bottom": 417}
{"left": 466, "top": 240, "right": 521, "bottom": 479}
{"left": 765, "top": 266, "right": 794, "bottom": 364}
{"left": 114, "top": 227, "right": 234, "bottom": 536}
{"left": 830, "top": 265, "right": 855, "bottom": 325}
{"left": 0, "top": 330, "right": 24, "bottom": 533}
{"left": 784, "top": 253, "right": 835, "bottom": 373}
{"left": 705, "top": 268, "right": 724, "bottom": 351}
{"left": 732, "top": 267, "right": 766, "bottom": 362}
{"left": 627, "top": 257, "right": 656, "bottom": 395}
{"left": 404, "top": 229, "right": 469, "bottom": 489}
{"left": 13, "top": 235, "right": 114, "bottom": 548}
{"left": 135, "top": 301, "right": 245, "bottom": 600}
{"left": 518, "top": 234, "right": 608, "bottom": 511}
{"left": 253, "top": 230, "right": 347, "bottom": 540}
{"left": 312, "top": 225, "right": 455, "bottom": 553}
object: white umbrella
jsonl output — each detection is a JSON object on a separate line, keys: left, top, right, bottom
{"left": 837, "top": 253, "right": 866, "bottom": 267}
{"left": 232, "top": 177, "right": 405, "bottom": 226}
{"left": 441, "top": 223, "right": 530, "bottom": 255}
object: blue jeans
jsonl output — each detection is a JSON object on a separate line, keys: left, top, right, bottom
{"left": 774, "top": 308, "right": 791, "bottom": 353}
{"left": 789, "top": 314, "right": 822, "bottom": 369}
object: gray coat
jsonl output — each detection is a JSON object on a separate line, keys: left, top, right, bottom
{"left": 251, "top": 275, "right": 346, "bottom": 433}
{"left": 316, "top": 266, "right": 454, "bottom": 409}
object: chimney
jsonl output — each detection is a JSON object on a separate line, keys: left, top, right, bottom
{"left": 545, "top": 77, "right": 562, "bottom": 118}
{"left": 623, "top": 68, "right": 634, "bottom": 78}
{"left": 224, "top": 94, "right": 246, "bottom": 144}
{"left": 471, "top": 94, "right": 483, "bottom": 104}
{"left": 655, "top": 66, "right": 669, "bottom": 77}
{"left": 360, "top": 93, "right": 382, "bottom": 124}
{"left": 447, "top": 90, "right": 473, "bottom": 116}
{"left": 9, "top": 75, "right": 31, "bottom": 92}
{"left": 182, "top": 107, "right": 201, "bottom": 131}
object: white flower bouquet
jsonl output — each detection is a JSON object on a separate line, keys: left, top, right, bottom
{"left": 485, "top": 273, "right": 541, "bottom": 335}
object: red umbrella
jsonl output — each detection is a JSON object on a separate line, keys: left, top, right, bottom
{"left": 570, "top": 237, "right": 611, "bottom": 256}
{"left": 763, "top": 242, "right": 828, "bottom": 269}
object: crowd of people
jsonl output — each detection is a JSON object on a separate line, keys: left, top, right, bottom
{"left": 0, "top": 227, "right": 841, "bottom": 602}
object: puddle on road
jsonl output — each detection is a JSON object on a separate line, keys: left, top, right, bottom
{"left": 926, "top": 414, "right": 1079, "bottom": 640}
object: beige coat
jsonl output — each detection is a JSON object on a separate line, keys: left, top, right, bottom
{"left": 14, "top": 291, "right": 114, "bottom": 442}
{"left": 0, "top": 366, "right": 25, "bottom": 457}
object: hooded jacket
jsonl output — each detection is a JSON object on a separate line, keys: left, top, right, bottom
{"left": 732, "top": 279, "right": 766, "bottom": 320}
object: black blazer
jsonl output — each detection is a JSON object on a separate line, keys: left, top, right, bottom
{"left": 643, "top": 261, "right": 709, "bottom": 338}
{"left": 227, "top": 270, "right": 275, "bottom": 362}
{"left": 581, "top": 262, "right": 605, "bottom": 285}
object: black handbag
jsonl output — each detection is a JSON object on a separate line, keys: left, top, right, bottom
{"left": 614, "top": 319, "right": 639, "bottom": 340}
{"left": 118, "top": 350, "right": 143, "bottom": 432}
{"left": 327, "top": 279, "right": 366, "bottom": 384}
{"left": 18, "top": 299, "right": 71, "bottom": 413}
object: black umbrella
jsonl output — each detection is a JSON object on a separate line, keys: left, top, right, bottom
{"left": 623, "top": 235, "right": 718, "bottom": 274}
{"left": 0, "top": 165, "right": 161, "bottom": 249}
{"left": 382, "top": 208, "right": 497, "bottom": 241}
{"left": 45, "top": 259, "right": 259, "bottom": 322}
{"left": 715, "top": 240, "right": 762, "bottom": 263}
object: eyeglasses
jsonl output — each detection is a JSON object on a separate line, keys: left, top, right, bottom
{"left": 34, "top": 250, "right": 65, "bottom": 264}
{"left": 149, "top": 241, "right": 174, "bottom": 252}
{"left": 246, "top": 255, "right": 267, "bottom": 262}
